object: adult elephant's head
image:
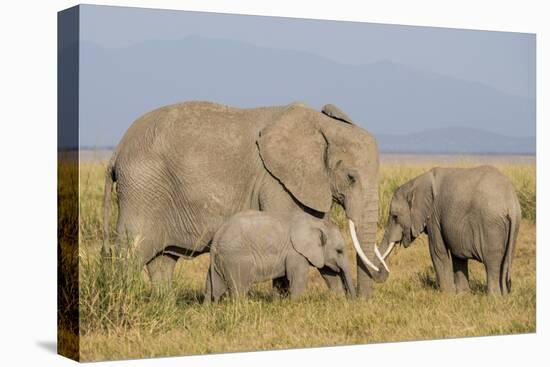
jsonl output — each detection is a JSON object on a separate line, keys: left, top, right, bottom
{"left": 257, "top": 103, "right": 388, "bottom": 297}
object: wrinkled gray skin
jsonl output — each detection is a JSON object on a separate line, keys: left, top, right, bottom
{"left": 103, "top": 101, "right": 387, "bottom": 298}
{"left": 204, "top": 210, "right": 356, "bottom": 302}
{"left": 381, "top": 166, "right": 521, "bottom": 295}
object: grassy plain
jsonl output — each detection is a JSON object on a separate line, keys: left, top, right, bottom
{"left": 68, "top": 155, "right": 535, "bottom": 361}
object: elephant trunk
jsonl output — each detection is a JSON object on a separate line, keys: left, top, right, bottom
{"left": 340, "top": 256, "right": 356, "bottom": 297}
{"left": 378, "top": 218, "right": 399, "bottom": 260}
{"left": 379, "top": 228, "right": 397, "bottom": 260}
{"left": 351, "top": 185, "right": 389, "bottom": 298}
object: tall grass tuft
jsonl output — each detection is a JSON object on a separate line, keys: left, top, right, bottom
{"left": 500, "top": 165, "right": 536, "bottom": 221}
{"left": 79, "top": 242, "right": 182, "bottom": 335}
{"left": 58, "top": 161, "right": 80, "bottom": 359}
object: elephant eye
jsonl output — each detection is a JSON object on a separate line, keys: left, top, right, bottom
{"left": 347, "top": 173, "right": 356, "bottom": 184}
{"left": 336, "top": 248, "right": 344, "bottom": 254}
{"left": 392, "top": 213, "right": 398, "bottom": 220}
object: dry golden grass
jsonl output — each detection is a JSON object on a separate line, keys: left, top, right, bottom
{"left": 67, "top": 158, "right": 536, "bottom": 361}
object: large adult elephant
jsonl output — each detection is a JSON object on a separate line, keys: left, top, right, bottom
{"left": 103, "top": 101, "right": 389, "bottom": 298}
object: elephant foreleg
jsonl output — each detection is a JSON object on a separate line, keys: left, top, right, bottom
{"left": 286, "top": 254, "right": 310, "bottom": 301}
{"left": 428, "top": 229, "right": 455, "bottom": 293}
{"left": 204, "top": 267, "right": 213, "bottom": 303}
{"left": 319, "top": 267, "right": 345, "bottom": 295}
{"left": 452, "top": 256, "right": 470, "bottom": 293}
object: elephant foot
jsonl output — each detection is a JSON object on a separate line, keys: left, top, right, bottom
{"left": 454, "top": 284, "right": 471, "bottom": 294}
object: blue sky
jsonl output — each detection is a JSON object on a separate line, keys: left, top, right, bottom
{"left": 75, "top": 5, "right": 535, "bottom": 152}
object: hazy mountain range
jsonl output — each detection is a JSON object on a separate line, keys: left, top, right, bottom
{"left": 378, "top": 127, "right": 534, "bottom": 154}
{"left": 75, "top": 36, "right": 535, "bottom": 154}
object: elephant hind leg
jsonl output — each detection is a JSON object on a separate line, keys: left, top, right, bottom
{"left": 227, "top": 274, "right": 251, "bottom": 300}
{"left": 485, "top": 261, "right": 502, "bottom": 295}
{"left": 225, "top": 262, "right": 254, "bottom": 300}
{"left": 226, "top": 279, "right": 249, "bottom": 300}
{"left": 452, "top": 256, "right": 470, "bottom": 293}
{"left": 481, "top": 225, "right": 508, "bottom": 296}
{"left": 110, "top": 219, "right": 164, "bottom": 280}
{"left": 114, "top": 213, "right": 162, "bottom": 266}
{"left": 205, "top": 266, "right": 227, "bottom": 303}
{"left": 484, "top": 246, "right": 506, "bottom": 295}
{"left": 486, "top": 254, "right": 511, "bottom": 296}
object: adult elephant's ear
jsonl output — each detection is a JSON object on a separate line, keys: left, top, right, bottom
{"left": 322, "top": 104, "right": 355, "bottom": 125}
{"left": 290, "top": 216, "right": 325, "bottom": 269}
{"left": 257, "top": 104, "right": 332, "bottom": 213}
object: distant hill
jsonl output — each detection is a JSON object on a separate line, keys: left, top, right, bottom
{"left": 377, "top": 127, "right": 535, "bottom": 154}
{"left": 76, "top": 36, "right": 535, "bottom": 153}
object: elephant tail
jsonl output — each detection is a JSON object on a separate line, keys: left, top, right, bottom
{"left": 102, "top": 153, "right": 117, "bottom": 254}
{"left": 501, "top": 213, "right": 519, "bottom": 294}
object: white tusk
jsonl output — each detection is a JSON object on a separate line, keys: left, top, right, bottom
{"left": 382, "top": 241, "right": 396, "bottom": 260}
{"left": 374, "top": 244, "right": 390, "bottom": 273}
{"left": 348, "top": 220, "right": 379, "bottom": 273}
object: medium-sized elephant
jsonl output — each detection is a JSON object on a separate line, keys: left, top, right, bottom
{"left": 204, "top": 210, "right": 356, "bottom": 302}
{"left": 380, "top": 166, "right": 521, "bottom": 295}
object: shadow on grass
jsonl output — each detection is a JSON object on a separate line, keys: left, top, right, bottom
{"left": 417, "top": 268, "right": 488, "bottom": 295}
{"left": 248, "top": 289, "right": 277, "bottom": 302}
{"left": 469, "top": 279, "right": 487, "bottom": 295}
{"left": 174, "top": 288, "right": 279, "bottom": 305}
{"left": 417, "top": 268, "right": 439, "bottom": 290}
{"left": 174, "top": 288, "right": 204, "bottom": 306}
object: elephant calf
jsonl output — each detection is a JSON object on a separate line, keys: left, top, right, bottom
{"left": 380, "top": 166, "right": 521, "bottom": 295}
{"left": 204, "top": 210, "right": 356, "bottom": 302}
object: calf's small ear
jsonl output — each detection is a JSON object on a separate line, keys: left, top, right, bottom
{"left": 290, "top": 219, "right": 325, "bottom": 269}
